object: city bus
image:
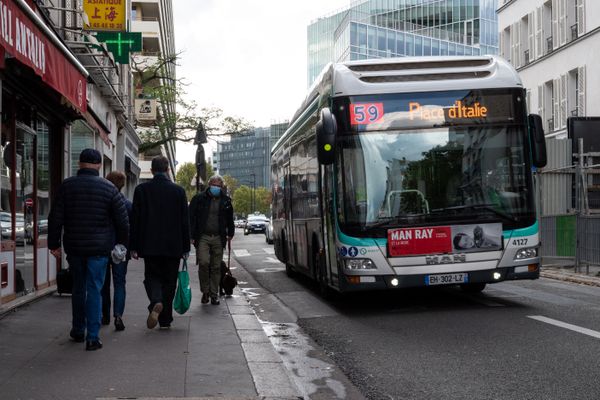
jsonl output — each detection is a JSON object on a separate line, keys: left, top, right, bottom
{"left": 270, "top": 56, "right": 547, "bottom": 294}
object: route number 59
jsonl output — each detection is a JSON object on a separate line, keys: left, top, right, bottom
{"left": 350, "top": 103, "right": 384, "bottom": 125}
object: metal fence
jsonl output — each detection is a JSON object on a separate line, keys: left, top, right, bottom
{"left": 538, "top": 139, "right": 600, "bottom": 272}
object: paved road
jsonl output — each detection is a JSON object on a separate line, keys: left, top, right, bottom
{"left": 232, "top": 230, "right": 600, "bottom": 400}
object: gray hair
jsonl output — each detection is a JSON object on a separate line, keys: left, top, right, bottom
{"left": 208, "top": 174, "right": 224, "bottom": 185}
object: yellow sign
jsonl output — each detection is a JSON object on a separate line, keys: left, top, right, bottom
{"left": 83, "top": 0, "right": 126, "bottom": 31}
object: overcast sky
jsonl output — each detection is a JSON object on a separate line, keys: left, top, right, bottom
{"left": 173, "top": 0, "right": 351, "bottom": 166}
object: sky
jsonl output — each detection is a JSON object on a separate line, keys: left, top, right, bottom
{"left": 172, "top": 0, "right": 352, "bottom": 167}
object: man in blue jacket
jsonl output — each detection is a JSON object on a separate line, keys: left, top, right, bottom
{"left": 49, "top": 149, "right": 129, "bottom": 351}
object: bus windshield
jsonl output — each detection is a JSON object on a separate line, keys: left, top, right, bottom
{"left": 336, "top": 125, "right": 535, "bottom": 235}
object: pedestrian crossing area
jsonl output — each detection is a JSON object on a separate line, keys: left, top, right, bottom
{"left": 233, "top": 248, "right": 275, "bottom": 258}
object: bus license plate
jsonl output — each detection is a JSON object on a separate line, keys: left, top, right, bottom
{"left": 426, "top": 273, "right": 468, "bottom": 286}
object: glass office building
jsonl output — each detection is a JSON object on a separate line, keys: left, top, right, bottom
{"left": 308, "top": 0, "right": 498, "bottom": 86}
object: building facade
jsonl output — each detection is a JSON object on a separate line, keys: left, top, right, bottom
{"left": 498, "top": 0, "right": 594, "bottom": 138}
{"left": 131, "top": 0, "right": 177, "bottom": 180}
{"left": 217, "top": 122, "right": 289, "bottom": 189}
{"left": 308, "top": 0, "right": 499, "bottom": 85}
{"left": 0, "top": 0, "right": 140, "bottom": 308}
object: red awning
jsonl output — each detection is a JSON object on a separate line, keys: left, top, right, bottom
{"left": 0, "top": 0, "right": 88, "bottom": 113}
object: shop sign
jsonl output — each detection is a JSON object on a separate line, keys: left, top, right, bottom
{"left": 0, "top": 0, "right": 87, "bottom": 112}
{"left": 135, "top": 98, "right": 157, "bottom": 121}
{"left": 83, "top": 0, "right": 126, "bottom": 32}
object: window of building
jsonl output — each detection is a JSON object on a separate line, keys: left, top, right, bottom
{"left": 70, "top": 120, "right": 96, "bottom": 176}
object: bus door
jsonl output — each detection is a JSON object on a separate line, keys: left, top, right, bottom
{"left": 283, "top": 162, "right": 294, "bottom": 264}
{"left": 321, "top": 164, "right": 337, "bottom": 287}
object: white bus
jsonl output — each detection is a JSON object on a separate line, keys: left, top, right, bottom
{"left": 271, "top": 56, "right": 547, "bottom": 294}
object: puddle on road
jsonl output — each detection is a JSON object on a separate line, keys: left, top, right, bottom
{"left": 261, "top": 320, "right": 347, "bottom": 399}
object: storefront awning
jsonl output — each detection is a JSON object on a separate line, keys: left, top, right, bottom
{"left": 0, "top": 0, "right": 89, "bottom": 113}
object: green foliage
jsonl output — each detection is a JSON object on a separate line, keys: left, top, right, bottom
{"left": 175, "top": 162, "right": 197, "bottom": 201}
{"left": 223, "top": 175, "right": 239, "bottom": 197}
{"left": 232, "top": 185, "right": 271, "bottom": 216}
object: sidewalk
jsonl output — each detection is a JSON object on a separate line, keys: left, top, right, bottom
{"left": 540, "top": 263, "right": 600, "bottom": 287}
{"left": 0, "top": 254, "right": 302, "bottom": 400}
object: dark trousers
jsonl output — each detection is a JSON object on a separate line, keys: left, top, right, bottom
{"left": 143, "top": 256, "right": 180, "bottom": 326}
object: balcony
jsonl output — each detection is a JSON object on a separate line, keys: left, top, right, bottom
{"left": 131, "top": 18, "right": 160, "bottom": 36}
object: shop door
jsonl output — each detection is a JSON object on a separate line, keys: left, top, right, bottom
{"left": 15, "top": 124, "right": 35, "bottom": 295}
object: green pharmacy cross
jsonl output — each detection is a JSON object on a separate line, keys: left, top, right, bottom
{"left": 95, "top": 32, "right": 142, "bottom": 64}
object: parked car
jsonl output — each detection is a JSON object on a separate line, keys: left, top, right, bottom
{"left": 234, "top": 219, "right": 246, "bottom": 228}
{"left": 1, "top": 212, "right": 25, "bottom": 245}
{"left": 264, "top": 218, "right": 273, "bottom": 244}
{"left": 244, "top": 214, "right": 268, "bottom": 235}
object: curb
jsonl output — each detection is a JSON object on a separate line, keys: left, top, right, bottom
{"left": 540, "top": 269, "right": 600, "bottom": 287}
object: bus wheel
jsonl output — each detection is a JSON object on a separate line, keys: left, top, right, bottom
{"left": 460, "top": 282, "right": 486, "bottom": 293}
{"left": 314, "top": 249, "right": 331, "bottom": 298}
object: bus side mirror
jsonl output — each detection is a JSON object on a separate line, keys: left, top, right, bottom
{"left": 529, "top": 114, "right": 547, "bottom": 168}
{"left": 316, "top": 108, "right": 337, "bottom": 165}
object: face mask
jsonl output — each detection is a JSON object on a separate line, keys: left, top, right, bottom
{"left": 209, "top": 186, "right": 221, "bottom": 196}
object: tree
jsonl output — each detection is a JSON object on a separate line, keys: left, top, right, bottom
{"left": 232, "top": 185, "right": 271, "bottom": 216}
{"left": 131, "top": 53, "right": 254, "bottom": 153}
{"left": 223, "top": 175, "right": 239, "bottom": 198}
{"left": 232, "top": 185, "right": 252, "bottom": 215}
{"left": 175, "top": 162, "right": 197, "bottom": 201}
{"left": 176, "top": 161, "right": 214, "bottom": 202}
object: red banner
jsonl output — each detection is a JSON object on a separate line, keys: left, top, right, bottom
{"left": 388, "top": 226, "right": 453, "bottom": 256}
{"left": 0, "top": 0, "right": 87, "bottom": 112}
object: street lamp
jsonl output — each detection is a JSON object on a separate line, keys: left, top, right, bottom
{"left": 194, "top": 121, "right": 207, "bottom": 192}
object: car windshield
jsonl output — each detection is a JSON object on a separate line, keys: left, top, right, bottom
{"left": 248, "top": 215, "right": 267, "bottom": 221}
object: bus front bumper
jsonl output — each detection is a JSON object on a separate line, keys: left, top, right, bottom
{"left": 338, "top": 265, "right": 540, "bottom": 292}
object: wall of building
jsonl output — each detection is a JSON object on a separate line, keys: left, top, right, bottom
{"left": 498, "top": 0, "right": 600, "bottom": 137}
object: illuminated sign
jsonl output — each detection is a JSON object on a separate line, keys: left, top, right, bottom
{"left": 83, "top": 0, "right": 126, "bottom": 32}
{"left": 347, "top": 90, "right": 520, "bottom": 131}
{"left": 350, "top": 103, "right": 384, "bottom": 125}
{"left": 408, "top": 101, "right": 488, "bottom": 121}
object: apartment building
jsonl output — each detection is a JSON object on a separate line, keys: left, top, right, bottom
{"left": 131, "top": 0, "right": 177, "bottom": 179}
{"left": 498, "top": 0, "right": 596, "bottom": 138}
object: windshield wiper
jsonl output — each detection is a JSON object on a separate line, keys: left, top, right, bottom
{"left": 430, "top": 204, "right": 519, "bottom": 222}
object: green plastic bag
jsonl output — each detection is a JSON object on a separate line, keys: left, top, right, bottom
{"left": 174, "top": 259, "right": 191, "bottom": 314}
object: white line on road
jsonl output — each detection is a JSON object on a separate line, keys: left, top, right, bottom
{"left": 528, "top": 315, "right": 600, "bottom": 339}
{"left": 263, "top": 248, "right": 275, "bottom": 254}
{"left": 265, "top": 257, "right": 280, "bottom": 264}
{"left": 233, "top": 249, "right": 251, "bottom": 257}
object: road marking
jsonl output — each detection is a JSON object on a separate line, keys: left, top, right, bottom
{"left": 528, "top": 315, "right": 600, "bottom": 339}
{"left": 233, "top": 249, "right": 251, "bottom": 257}
{"left": 265, "top": 257, "right": 280, "bottom": 264}
{"left": 263, "top": 247, "right": 275, "bottom": 254}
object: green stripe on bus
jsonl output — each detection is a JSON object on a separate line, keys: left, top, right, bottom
{"left": 503, "top": 220, "right": 539, "bottom": 238}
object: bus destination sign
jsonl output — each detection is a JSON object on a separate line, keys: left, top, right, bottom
{"left": 348, "top": 90, "right": 519, "bottom": 129}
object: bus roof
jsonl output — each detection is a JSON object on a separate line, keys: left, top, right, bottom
{"left": 273, "top": 56, "right": 522, "bottom": 154}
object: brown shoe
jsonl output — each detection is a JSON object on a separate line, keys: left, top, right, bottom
{"left": 147, "top": 303, "right": 163, "bottom": 329}
{"left": 201, "top": 293, "right": 209, "bottom": 304}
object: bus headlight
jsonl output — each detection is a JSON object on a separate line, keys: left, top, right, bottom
{"left": 514, "top": 247, "right": 538, "bottom": 260}
{"left": 345, "top": 258, "right": 376, "bottom": 270}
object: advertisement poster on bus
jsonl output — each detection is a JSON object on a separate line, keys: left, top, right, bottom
{"left": 388, "top": 223, "right": 502, "bottom": 256}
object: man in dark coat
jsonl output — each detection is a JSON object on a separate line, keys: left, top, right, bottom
{"left": 49, "top": 148, "right": 129, "bottom": 351}
{"left": 130, "top": 156, "right": 190, "bottom": 329}
{"left": 189, "top": 174, "right": 235, "bottom": 305}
